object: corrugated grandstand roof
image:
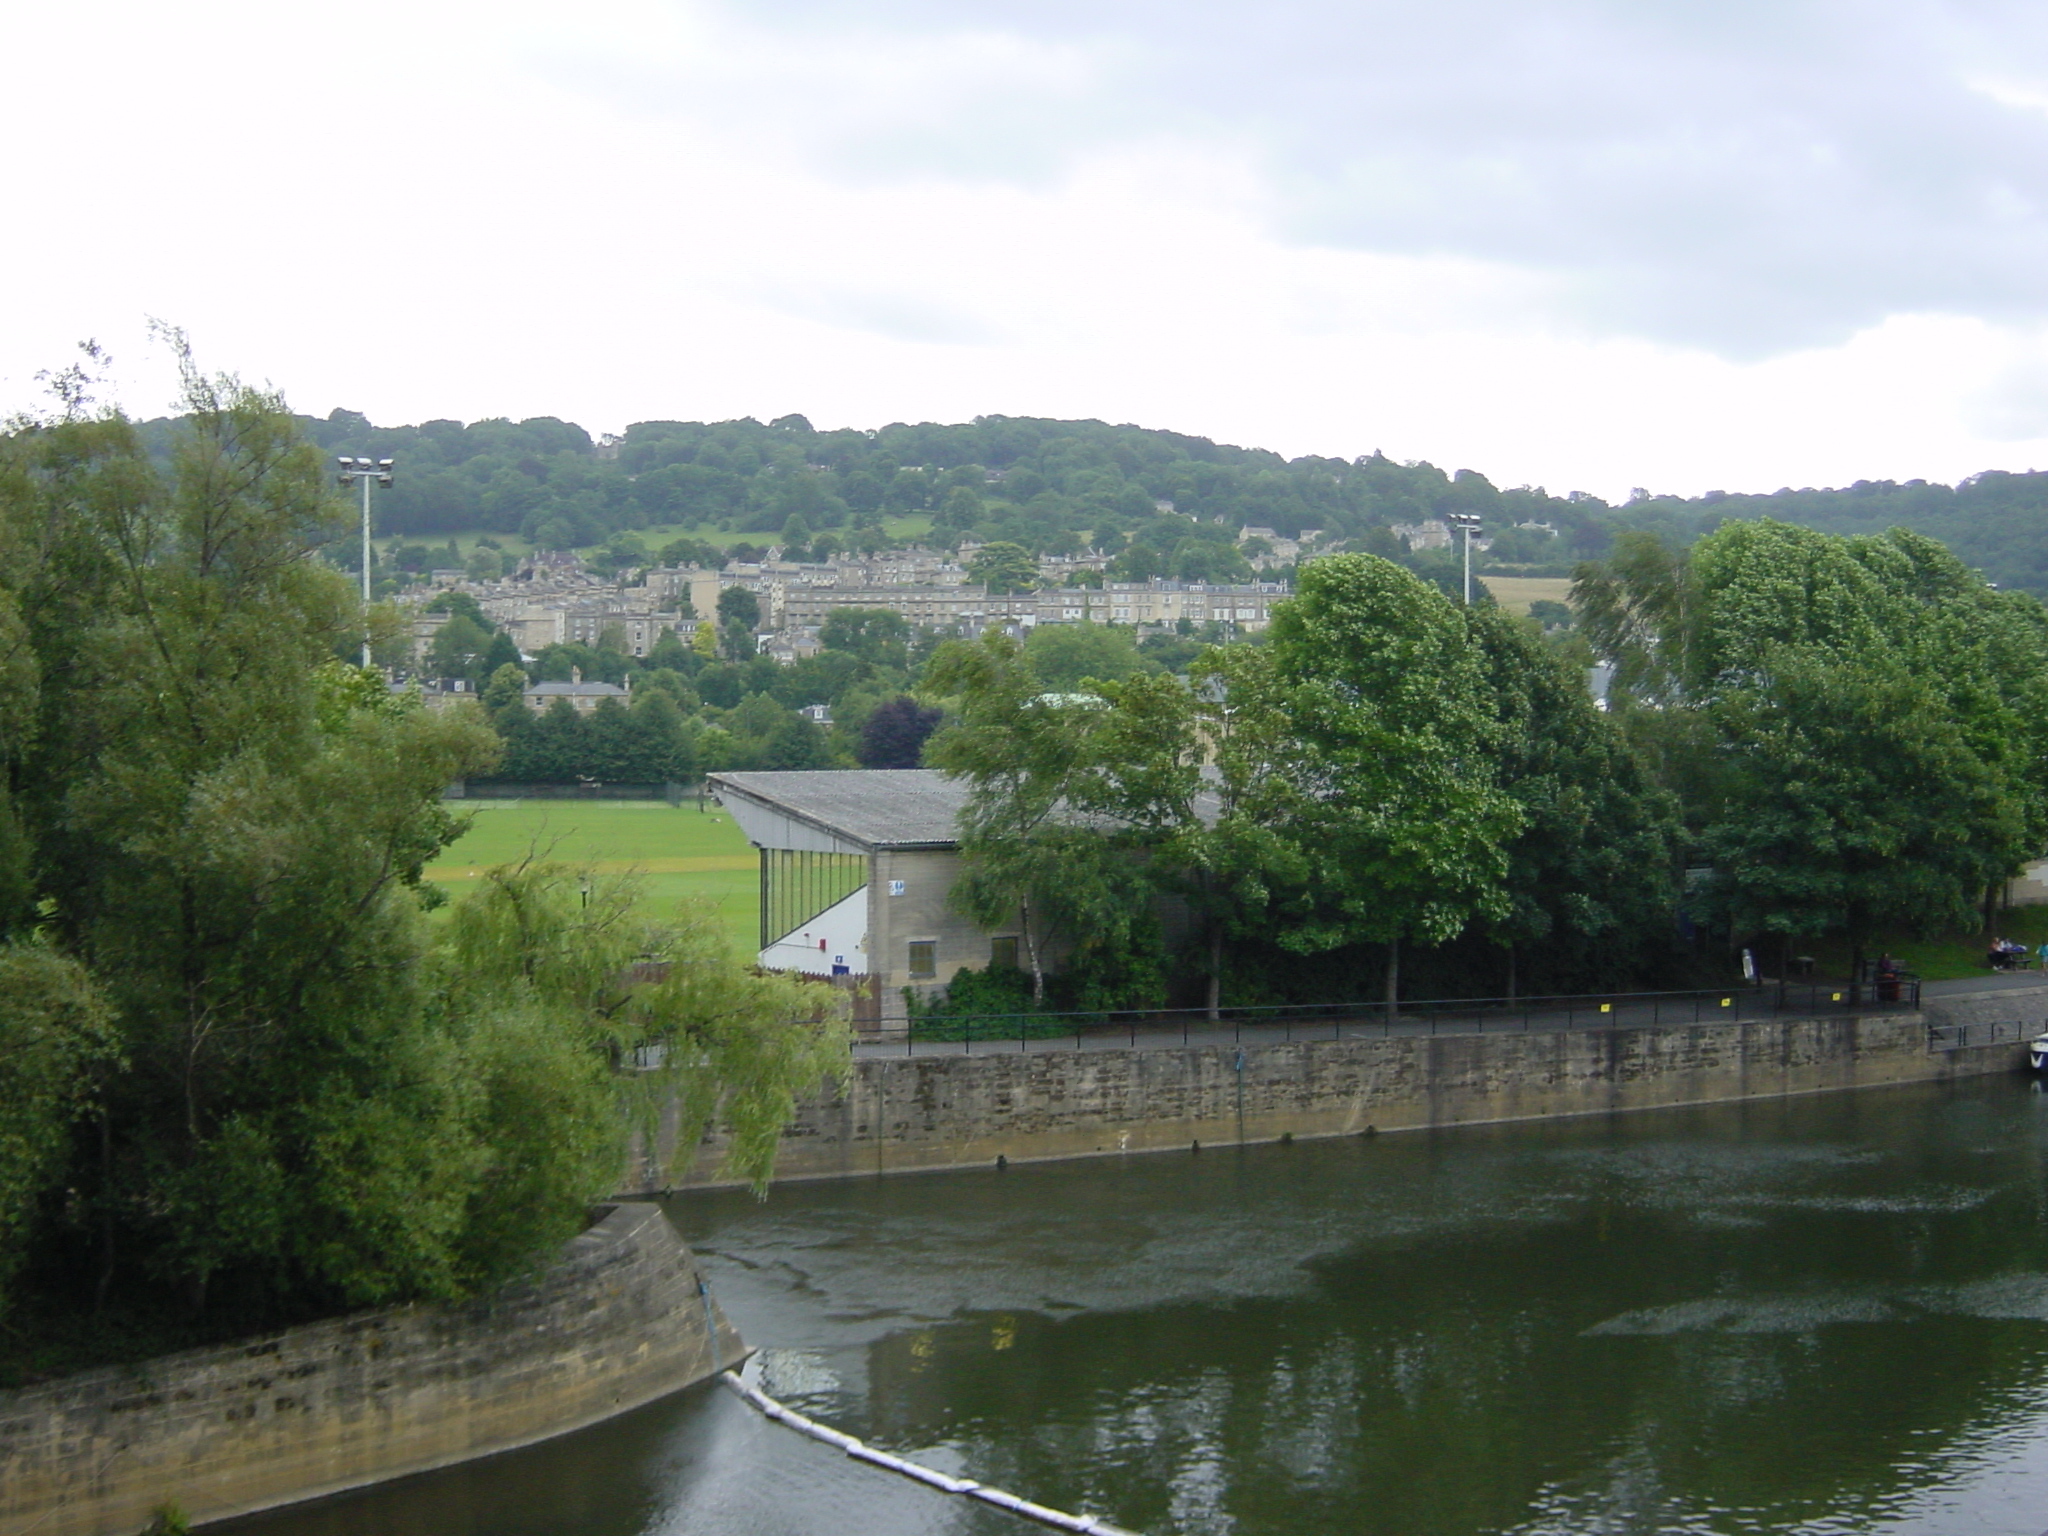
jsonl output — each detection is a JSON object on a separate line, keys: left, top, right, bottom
{"left": 709, "top": 770, "right": 968, "bottom": 851}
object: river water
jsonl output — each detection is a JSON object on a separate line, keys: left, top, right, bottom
{"left": 226, "top": 1076, "right": 2048, "bottom": 1536}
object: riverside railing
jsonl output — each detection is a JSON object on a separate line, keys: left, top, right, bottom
{"left": 1926, "top": 1017, "right": 2037, "bottom": 1052}
{"left": 862, "top": 975, "right": 1924, "bottom": 1056}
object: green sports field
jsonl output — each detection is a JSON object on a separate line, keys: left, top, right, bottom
{"left": 426, "top": 800, "right": 760, "bottom": 952}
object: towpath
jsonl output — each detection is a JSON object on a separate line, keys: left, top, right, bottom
{"left": 852, "top": 971, "right": 2048, "bottom": 1060}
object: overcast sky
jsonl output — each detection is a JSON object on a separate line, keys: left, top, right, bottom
{"left": 11, "top": 0, "right": 2048, "bottom": 498}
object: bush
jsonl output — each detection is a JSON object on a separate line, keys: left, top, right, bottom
{"left": 906, "top": 965, "right": 1082, "bottom": 1041}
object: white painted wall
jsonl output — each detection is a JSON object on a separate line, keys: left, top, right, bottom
{"left": 760, "top": 885, "right": 870, "bottom": 977}
{"left": 2008, "top": 860, "right": 2048, "bottom": 907}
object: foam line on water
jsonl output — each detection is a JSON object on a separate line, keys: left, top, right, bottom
{"left": 721, "top": 1370, "right": 1139, "bottom": 1535}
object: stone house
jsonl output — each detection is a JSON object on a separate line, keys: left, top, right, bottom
{"left": 524, "top": 668, "right": 630, "bottom": 714}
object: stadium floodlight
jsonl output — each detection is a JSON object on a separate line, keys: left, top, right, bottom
{"left": 337, "top": 454, "right": 396, "bottom": 665}
{"left": 1446, "top": 512, "right": 1483, "bottom": 606}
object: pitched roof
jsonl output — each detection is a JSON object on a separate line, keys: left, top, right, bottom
{"left": 709, "top": 770, "right": 967, "bottom": 851}
{"left": 710, "top": 765, "right": 1222, "bottom": 854}
{"left": 527, "top": 679, "right": 629, "bottom": 697}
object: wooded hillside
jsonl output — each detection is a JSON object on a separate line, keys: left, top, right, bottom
{"left": 209, "top": 408, "right": 2048, "bottom": 592}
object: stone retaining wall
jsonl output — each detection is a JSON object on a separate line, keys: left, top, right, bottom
{"left": 649, "top": 996, "right": 2043, "bottom": 1189}
{"left": 0, "top": 1203, "right": 743, "bottom": 1536}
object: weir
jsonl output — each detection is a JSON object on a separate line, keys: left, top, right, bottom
{"left": 0, "top": 1205, "right": 744, "bottom": 1536}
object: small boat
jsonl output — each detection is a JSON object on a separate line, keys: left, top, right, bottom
{"left": 2030, "top": 1034, "right": 2048, "bottom": 1072}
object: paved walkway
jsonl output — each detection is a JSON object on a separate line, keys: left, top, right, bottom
{"left": 851, "top": 972, "right": 2048, "bottom": 1060}
{"left": 1922, "top": 972, "right": 2048, "bottom": 997}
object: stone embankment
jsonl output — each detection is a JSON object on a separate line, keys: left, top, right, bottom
{"left": 0, "top": 1203, "right": 742, "bottom": 1536}
{"left": 646, "top": 991, "right": 2043, "bottom": 1189}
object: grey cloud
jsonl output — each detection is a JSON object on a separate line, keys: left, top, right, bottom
{"left": 689, "top": 0, "right": 2048, "bottom": 357}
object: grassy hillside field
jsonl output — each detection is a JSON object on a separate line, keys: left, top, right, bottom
{"left": 426, "top": 800, "right": 760, "bottom": 953}
{"left": 1478, "top": 575, "right": 1573, "bottom": 614}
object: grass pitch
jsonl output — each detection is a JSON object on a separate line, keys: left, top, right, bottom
{"left": 1477, "top": 575, "right": 1574, "bottom": 614}
{"left": 425, "top": 800, "right": 760, "bottom": 952}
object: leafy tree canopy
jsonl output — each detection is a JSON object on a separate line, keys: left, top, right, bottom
{"left": 0, "top": 354, "right": 848, "bottom": 1350}
{"left": 717, "top": 585, "right": 761, "bottom": 630}
{"left": 857, "top": 696, "right": 944, "bottom": 769}
{"left": 967, "top": 541, "right": 1041, "bottom": 594}
{"left": 1576, "top": 518, "right": 2048, "bottom": 959}
{"left": 1023, "top": 621, "right": 1151, "bottom": 692}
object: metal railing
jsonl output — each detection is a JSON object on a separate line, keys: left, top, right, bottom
{"left": 861, "top": 975, "right": 1926, "bottom": 1056}
{"left": 1927, "top": 1018, "right": 2038, "bottom": 1052}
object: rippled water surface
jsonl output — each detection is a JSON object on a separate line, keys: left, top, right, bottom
{"left": 227, "top": 1077, "right": 2048, "bottom": 1535}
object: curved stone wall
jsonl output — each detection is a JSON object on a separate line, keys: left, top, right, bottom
{"left": 0, "top": 1203, "right": 743, "bottom": 1536}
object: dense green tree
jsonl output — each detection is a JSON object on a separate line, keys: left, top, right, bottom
{"left": 0, "top": 947, "right": 117, "bottom": 1313}
{"left": 1023, "top": 621, "right": 1149, "bottom": 691}
{"left": 695, "top": 661, "right": 746, "bottom": 710}
{"left": 967, "top": 541, "right": 1040, "bottom": 594}
{"left": 761, "top": 712, "right": 832, "bottom": 770}
{"left": 927, "top": 634, "right": 1155, "bottom": 1002}
{"left": 1260, "top": 555, "right": 1524, "bottom": 1005}
{"left": 635, "top": 666, "right": 701, "bottom": 712}
{"left": 425, "top": 590, "right": 490, "bottom": 626}
{"left": 1463, "top": 605, "right": 1683, "bottom": 994}
{"left": 818, "top": 607, "right": 911, "bottom": 670}
{"left": 716, "top": 584, "right": 761, "bottom": 631}
{"left": 1107, "top": 544, "right": 1166, "bottom": 582}
{"left": 1170, "top": 537, "right": 1255, "bottom": 584}
{"left": 1575, "top": 519, "right": 2048, "bottom": 968}
{"left": 531, "top": 641, "right": 628, "bottom": 686}
{"left": 645, "top": 630, "right": 696, "bottom": 672}
{"left": 0, "top": 365, "right": 844, "bottom": 1338}
{"left": 657, "top": 535, "right": 724, "bottom": 570}
{"left": 770, "top": 650, "right": 866, "bottom": 709}
{"left": 426, "top": 613, "right": 493, "bottom": 680}
{"left": 1063, "top": 662, "right": 1290, "bottom": 1017}
{"left": 479, "top": 628, "right": 523, "bottom": 676}
{"left": 1, "top": 359, "right": 503, "bottom": 1312}
{"left": 1135, "top": 630, "right": 1207, "bottom": 673}
{"left": 481, "top": 661, "right": 529, "bottom": 718}
{"left": 721, "top": 620, "right": 758, "bottom": 663}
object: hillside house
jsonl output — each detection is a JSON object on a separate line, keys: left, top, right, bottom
{"left": 524, "top": 668, "right": 630, "bottom": 713}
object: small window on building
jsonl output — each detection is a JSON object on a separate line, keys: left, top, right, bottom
{"left": 907, "top": 940, "right": 937, "bottom": 978}
{"left": 990, "top": 936, "right": 1019, "bottom": 970}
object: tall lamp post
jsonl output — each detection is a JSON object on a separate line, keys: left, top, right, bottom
{"left": 338, "top": 456, "right": 394, "bottom": 665}
{"left": 1446, "top": 512, "right": 1483, "bottom": 605}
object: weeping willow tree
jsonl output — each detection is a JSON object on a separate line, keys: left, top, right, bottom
{"left": 436, "top": 861, "right": 849, "bottom": 1236}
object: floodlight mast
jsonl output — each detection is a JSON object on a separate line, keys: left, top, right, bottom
{"left": 337, "top": 456, "right": 395, "bottom": 665}
{"left": 1446, "top": 512, "right": 1483, "bottom": 605}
